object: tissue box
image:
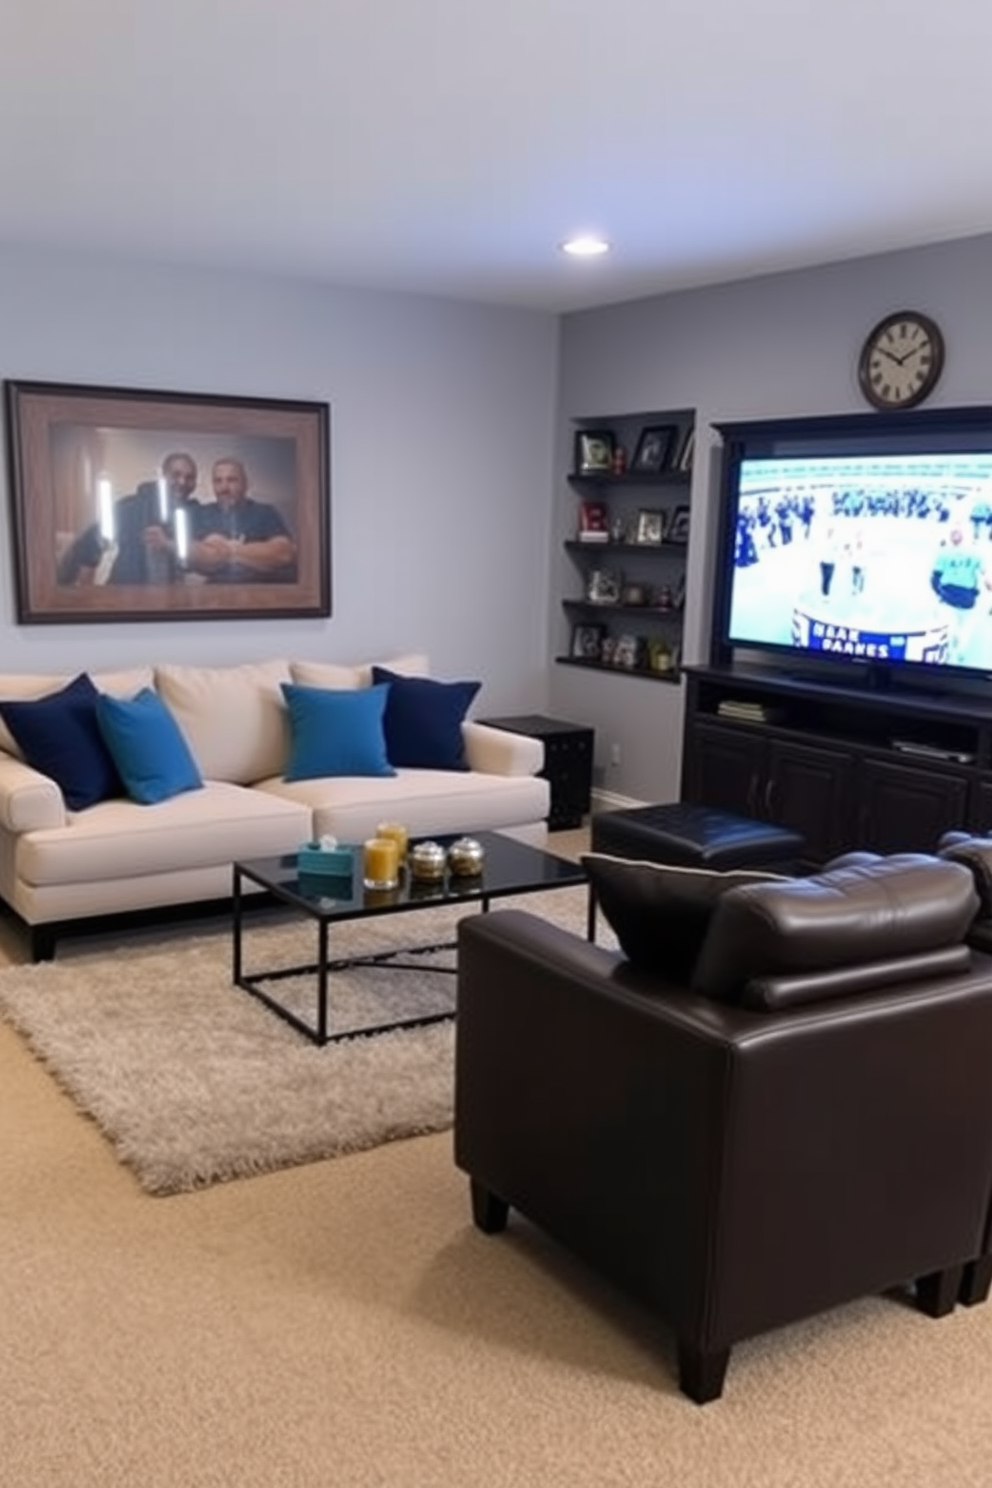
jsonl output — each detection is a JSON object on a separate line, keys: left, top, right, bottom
{"left": 297, "top": 842, "right": 355, "bottom": 877}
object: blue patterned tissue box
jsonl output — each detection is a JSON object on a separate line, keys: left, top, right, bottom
{"left": 297, "top": 842, "right": 355, "bottom": 877}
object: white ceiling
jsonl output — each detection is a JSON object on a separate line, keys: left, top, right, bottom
{"left": 3, "top": 0, "right": 992, "bottom": 314}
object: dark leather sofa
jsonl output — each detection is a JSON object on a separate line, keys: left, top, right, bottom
{"left": 453, "top": 854, "right": 992, "bottom": 1403}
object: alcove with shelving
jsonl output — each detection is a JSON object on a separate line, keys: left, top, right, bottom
{"left": 555, "top": 408, "right": 696, "bottom": 683}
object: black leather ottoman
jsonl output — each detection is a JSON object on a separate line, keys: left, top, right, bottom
{"left": 590, "top": 803, "right": 804, "bottom": 873}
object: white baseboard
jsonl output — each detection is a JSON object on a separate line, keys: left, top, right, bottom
{"left": 590, "top": 788, "right": 648, "bottom": 814}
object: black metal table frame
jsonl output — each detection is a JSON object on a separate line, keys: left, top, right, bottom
{"left": 233, "top": 863, "right": 499, "bottom": 1046}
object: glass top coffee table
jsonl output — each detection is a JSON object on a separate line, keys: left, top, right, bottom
{"left": 232, "top": 830, "right": 587, "bottom": 1046}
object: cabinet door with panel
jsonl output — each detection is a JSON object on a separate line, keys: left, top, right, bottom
{"left": 970, "top": 778, "right": 992, "bottom": 836}
{"left": 856, "top": 758, "right": 970, "bottom": 855}
{"left": 682, "top": 719, "right": 764, "bottom": 815}
{"left": 765, "top": 739, "right": 854, "bottom": 863}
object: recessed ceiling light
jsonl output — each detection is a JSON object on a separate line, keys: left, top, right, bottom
{"left": 560, "top": 235, "right": 611, "bottom": 258}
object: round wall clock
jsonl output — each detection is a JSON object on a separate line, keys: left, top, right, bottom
{"left": 858, "top": 310, "right": 945, "bottom": 410}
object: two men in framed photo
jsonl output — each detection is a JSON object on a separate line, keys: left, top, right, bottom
{"left": 4, "top": 380, "right": 331, "bottom": 623}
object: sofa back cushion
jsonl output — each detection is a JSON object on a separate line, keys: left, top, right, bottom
{"left": 154, "top": 660, "right": 292, "bottom": 783}
{"left": 0, "top": 667, "right": 153, "bottom": 759}
{"left": 693, "top": 854, "right": 979, "bottom": 1005}
{"left": 289, "top": 653, "right": 430, "bottom": 691}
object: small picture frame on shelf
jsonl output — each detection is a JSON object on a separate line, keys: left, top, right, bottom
{"left": 613, "top": 633, "right": 642, "bottom": 670}
{"left": 585, "top": 567, "right": 622, "bottom": 605}
{"left": 571, "top": 623, "right": 605, "bottom": 661}
{"left": 574, "top": 428, "right": 616, "bottom": 475}
{"left": 635, "top": 508, "right": 667, "bottom": 545}
{"left": 673, "top": 573, "right": 686, "bottom": 610}
{"left": 668, "top": 504, "right": 691, "bottom": 544}
{"left": 631, "top": 424, "right": 676, "bottom": 474}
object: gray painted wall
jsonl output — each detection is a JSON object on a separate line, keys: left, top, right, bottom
{"left": 553, "top": 232, "right": 992, "bottom": 804}
{"left": 0, "top": 246, "right": 558, "bottom": 716}
{"left": 5, "top": 233, "right": 992, "bottom": 812}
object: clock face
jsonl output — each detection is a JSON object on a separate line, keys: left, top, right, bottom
{"left": 858, "top": 311, "right": 945, "bottom": 410}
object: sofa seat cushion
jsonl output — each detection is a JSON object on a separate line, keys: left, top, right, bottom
{"left": 154, "top": 660, "right": 292, "bottom": 784}
{"left": 15, "top": 782, "right": 309, "bottom": 888}
{"left": 255, "top": 768, "right": 549, "bottom": 843}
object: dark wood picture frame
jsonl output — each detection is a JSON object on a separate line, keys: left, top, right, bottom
{"left": 631, "top": 424, "right": 676, "bottom": 473}
{"left": 668, "top": 504, "right": 691, "bottom": 544}
{"left": 571, "top": 622, "right": 605, "bottom": 660}
{"left": 573, "top": 428, "right": 616, "bottom": 475}
{"left": 3, "top": 379, "right": 331, "bottom": 624}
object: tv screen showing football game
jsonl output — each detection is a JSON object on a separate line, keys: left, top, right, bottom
{"left": 725, "top": 450, "right": 992, "bottom": 675}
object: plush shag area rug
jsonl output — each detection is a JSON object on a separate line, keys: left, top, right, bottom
{"left": 0, "top": 886, "right": 601, "bottom": 1195}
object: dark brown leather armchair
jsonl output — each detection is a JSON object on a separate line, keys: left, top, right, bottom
{"left": 938, "top": 834, "right": 992, "bottom": 958}
{"left": 454, "top": 855, "right": 992, "bottom": 1403}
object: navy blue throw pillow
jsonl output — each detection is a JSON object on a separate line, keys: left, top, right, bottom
{"left": 0, "top": 673, "right": 122, "bottom": 810}
{"left": 371, "top": 666, "right": 481, "bottom": 770}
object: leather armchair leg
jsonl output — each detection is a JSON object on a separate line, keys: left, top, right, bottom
{"left": 677, "top": 1342, "right": 732, "bottom": 1405}
{"left": 470, "top": 1178, "right": 509, "bottom": 1235}
{"left": 959, "top": 1255, "right": 992, "bottom": 1306}
{"left": 916, "top": 1264, "right": 965, "bottom": 1317}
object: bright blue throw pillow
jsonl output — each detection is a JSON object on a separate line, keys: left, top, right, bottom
{"left": 371, "top": 667, "right": 481, "bottom": 771}
{"left": 95, "top": 688, "right": 203, "bottom": 805}
{"left": 0, "top": 672, "right": 122, "bottom": 810}
{"left": 280, "top": 682, "right": 396, "bottom": 780}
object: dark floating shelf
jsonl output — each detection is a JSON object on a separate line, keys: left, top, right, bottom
{"left": 567, "top": 469, "right": 691, "bottom": 486}
{"left": 555, "top": 656, "right": 682, "bottom": 684}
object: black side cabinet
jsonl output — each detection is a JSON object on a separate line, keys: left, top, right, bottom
{"left": 480, "top": 714, "right": 595, "bottom": 830}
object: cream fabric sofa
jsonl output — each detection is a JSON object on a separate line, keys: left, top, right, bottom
{"left": 0, "top": 654, "right": 549, "bottom": 959}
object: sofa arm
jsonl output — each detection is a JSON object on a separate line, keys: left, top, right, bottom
{"left": 0, "top": 751, "right": 67, "bottom": 832}
{"left": 462, "top": 721, "right": 543, "bottom": 776}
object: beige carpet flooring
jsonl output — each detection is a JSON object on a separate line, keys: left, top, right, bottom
{"left": 4, "top": 828, "right": 992, "bottom": 1485}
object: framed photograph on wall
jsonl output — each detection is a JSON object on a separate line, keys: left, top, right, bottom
{"left": 3, "top": 379, "right": 331, "bottom": 623}
{"left": 630, "top": 425, "right": 676, "bottom": 474}
{"left": 668, "top": 504, "right": 691, "bottom": 544}
{"left": 573, "top": 428, "right": 616, "bottom": 475}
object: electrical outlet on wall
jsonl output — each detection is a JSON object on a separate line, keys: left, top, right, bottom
{"left": 609, "top": 743, "right": 621, "bottom": 767}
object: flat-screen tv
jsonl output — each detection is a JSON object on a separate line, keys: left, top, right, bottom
{"left": 723, "top": 448, "right": 992, "bottom": 680}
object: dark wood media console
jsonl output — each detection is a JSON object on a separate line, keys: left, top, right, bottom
{"left": 680, "top": 664, "right": 992, "bottom": 865}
